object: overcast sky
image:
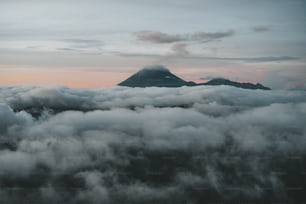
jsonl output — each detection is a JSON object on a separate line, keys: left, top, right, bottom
{"left": 0, "top": 0, "right": 305, "bottom": 89}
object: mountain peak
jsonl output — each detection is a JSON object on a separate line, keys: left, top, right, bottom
{"left": 118, "top": 65, "right": 189, "bottom": 87}
{"left": 201, "top": 78, "right": 271, "bottom": 90}
{"left": 140, "top": 65, "right": 170, "bottom": 73}
{"left": 118, "top": 65, "right": 270, "bottom": 90}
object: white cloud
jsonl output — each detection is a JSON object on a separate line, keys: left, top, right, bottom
{"left": 0, "top": 85, "right": 305, "bottom": 203}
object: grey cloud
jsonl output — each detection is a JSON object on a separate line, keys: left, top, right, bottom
{"left": 62, "top": 38, "right": 104, "bottom": 49}
{"left": 239, "top": 56, "right": 298, "bottom": 62}
{"left": 191, "top": 30, "right": 234, "bottom": 42}
{"left": 188, "top": 55, "right": 300, "bottom": 63}
{"left": 53, "top": 39, "right": 104, "bottom": 53}
{"left": 261, "top": 68, "right": 306, "bottom": 90}
{"left": 196, "top": 56, "right": 299, "bottom": 63}
{"left": 136, "top": 31, "right": 183, "bottom": 43}
{"left": 252, "top": 25, "right": 270, "bottom": 32}
{"left": 171, "top": 43, "right": 189, "bottom": 56}
{"left": 136, "top": 30, "right": 234, "bottom": 44}
{"left": 0, "top": 104, "right": 32, "bottom": 134}
{"left": 26, "top": 46, "right": 41, "bottom": 49}
{"left": 56, "top": 47, "right": 78, "bottom": 52}
{"left": 0, "top": 86, "right": 306, "bottom": 203}
{"left": 200, "top": 76, "right": 222, "bottom": 81}
{"left": 118, "top": 52, "right": 300, "bottom": 63}
{"left": 63, "top": 39, "right": 103, "bottom": 44}
{"left": 2, "top": 86, "right": 306, "bottom": 112}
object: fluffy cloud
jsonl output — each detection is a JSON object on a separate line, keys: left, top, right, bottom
{"left": 136, "top": 30, "right": 234, "bottom": 44}
{"left": 0, "top": 85, "right": 306, "bottom": 203}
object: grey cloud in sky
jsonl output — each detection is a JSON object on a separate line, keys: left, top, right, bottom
{"left": 252, "top": 25, "right": 271, "bottom": 32}
{"left": 239, "top": 56, "right": 299, "bottom": 62}
{"left": 63, "top": 39, "right": 103, "bottom": 45}
{"left": 118, "top": 52, "right": 299, "bottom": 63}
{"left": 191, "top": 55, "right": 299, "bottom": 63}
{"left": 136, "top": 31, "right": 183, "bottom": 43}
{"left": 261, "top": 67, "right": 306, "bottom": 90}
{"left": 171, "top": 43, "right": 189, "bottom": 56}
{"left": 54, "top": 39, "right": 104, "bottom": 53}
{"left": 62, "top": 38, "right": 104, "bottom": 49}
{"left": 200, "top": 76, "right": 222, "bottom": 81}
{"left": 136, "top": 30, "right": 234, "bottom": 44}
{"left": 194, "top": 55, "right": 300, "bottom": 63}
{"left": 56, "top": 47, "right": 78, "bottom": 52}
{"left": 191, "top": 30, "right": 235, "bottom": 42}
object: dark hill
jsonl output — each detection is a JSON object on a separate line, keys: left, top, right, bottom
{"left": 118, "top": 65, "right": 195, "bottom": 87}
{"left": 199, "top": 78, "right": 271, "bottom": 90}
{"left": 118, "top": 65, "right": 270, "bottom": 90}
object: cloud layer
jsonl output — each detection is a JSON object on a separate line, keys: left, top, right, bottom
{"left": 252, "top": 25, "right": 270, "bottom": 32}
{"left": 0, "top": 85, "right": 306, "bottom": 203}
{"left": 136, "top": 30, "right": 234, "bottom": 44}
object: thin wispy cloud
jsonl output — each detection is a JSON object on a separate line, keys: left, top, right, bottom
{"left": 136, "top": 30, "right": 234, "bottom": 44}
{"left": 252, "top": 25, "right": 271, "bottom": 32}
{"left": 62, "top": 39, "right": 104, "bottom": 48}
{"left": 171, "top": 43, "right": 189, "bottom": 56}
{"left": 118, "top": 52, "right": 300, "bottom": 63}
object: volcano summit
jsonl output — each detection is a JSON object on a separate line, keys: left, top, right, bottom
{"left": 118, "top": 65, "right": 196, "bottom": 87}
{"left": 118, "top": 65, "right": 270, "bottom": 90}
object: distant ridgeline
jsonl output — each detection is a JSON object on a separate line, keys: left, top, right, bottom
{"left": 118, "top": 65, "right": 271, "bottom": 90}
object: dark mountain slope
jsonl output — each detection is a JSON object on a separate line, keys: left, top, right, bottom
{"left": 118, "top": 65, "right": 270, "bottom": 90}
{"left": 118, "top": 66, "right": 195, "bottom": 87}
{"left": 199, "top": 78, "right": 270, "bottom": 90}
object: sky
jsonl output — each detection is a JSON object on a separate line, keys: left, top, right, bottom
{"left": 0, "top": 0, "right": 306, "bottom": 89}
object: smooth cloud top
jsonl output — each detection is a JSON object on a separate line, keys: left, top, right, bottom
{"left": 2, "top": 86, "right": 305, "bottom": 112}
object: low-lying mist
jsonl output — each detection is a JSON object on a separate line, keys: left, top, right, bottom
{"left": 0, "top": 85, "right": 305, "bottom": 203}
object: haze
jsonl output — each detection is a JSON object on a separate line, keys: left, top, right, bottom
{"left": 1, "top": 0, "right": 306, "bottom": 89}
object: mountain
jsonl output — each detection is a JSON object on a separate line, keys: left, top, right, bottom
{"left": 118, "top": 65, "right": 270, "bottom": 90}
{"left": 199, "top": 78, "right": 271, "bottom": 90}
{"left": 118, "top": 65, "right": 195, "bottom": 87}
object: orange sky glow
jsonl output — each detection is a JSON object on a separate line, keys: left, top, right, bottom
{"left": 0, "top": 67, "right": 132, "bottom": 88}
{"left": 0, "top": 66, "right": 265, "bottom": 88}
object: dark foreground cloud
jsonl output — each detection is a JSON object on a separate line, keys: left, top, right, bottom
{"left": 136, "top": 30, "right": 234, "bottom": 44}
{"left": 0, "top": 85, "right": 306, "bottom": 203}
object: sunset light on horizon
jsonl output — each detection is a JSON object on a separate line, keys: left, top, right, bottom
{"left": 1, "top": 0, "right": 305, "bottom": 90}
{"left": 1, "top": 1, "right": 306, "bottom": 203}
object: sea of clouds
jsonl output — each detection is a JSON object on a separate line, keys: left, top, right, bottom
{"left": 0, "top": 85, "right": 306, "bottom": 203}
